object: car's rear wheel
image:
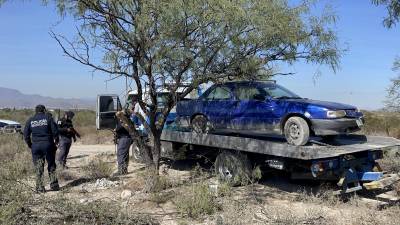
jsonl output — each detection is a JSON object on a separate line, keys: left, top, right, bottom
{"left": 191, "top": 115, "right": 211, "bottom": 134}
{"left": 284, "top": 116, "right": 310, "bottom": 146}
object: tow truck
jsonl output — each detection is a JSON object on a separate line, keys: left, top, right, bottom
{"left": 96, "top": 89, "right": 400, "bottom": 206}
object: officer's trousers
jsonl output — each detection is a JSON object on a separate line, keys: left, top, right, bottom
{"left": 117, "top": 136, "right": 133, "bottom": 174}
{"left": 57, "top": 136, "right": 72, "bottom": 168}
{"left": 31, "top": 141, "right": 58, "bottom": 190}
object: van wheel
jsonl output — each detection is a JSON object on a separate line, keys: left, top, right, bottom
{"left": 191, "top": 115, "right": 211, "bottom": 134}
{"left": 215, "top": 151, "right": 252, "bottom": 186}
{"left": 284, "top": 116, "right": 310, "bottom": 146}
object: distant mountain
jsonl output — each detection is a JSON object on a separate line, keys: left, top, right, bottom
{"left": 0, "top": 87, "right": 95, "bottom": 109}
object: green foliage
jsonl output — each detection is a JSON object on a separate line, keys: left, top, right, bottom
{"left": 385, "top": 57, "right": 400, "bottom": 111}
{"left": 175, "top": 182, "right": 220, "bottom": 219}
{"left": 372, "top": 0, "right": 400, "bottom": 28}
{"left": 52, "top": 0, "right": 341, "bottom": 81}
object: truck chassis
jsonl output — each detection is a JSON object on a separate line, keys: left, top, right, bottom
{"left": 159, "top": 130, "right": 400, "bottom": 206}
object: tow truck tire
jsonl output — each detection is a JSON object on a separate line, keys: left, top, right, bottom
{"left": 131, "top": 144, "right": 145, "bottom": 163}
{"left": 284, "top": 116, "right": 310, "bottom": 146}
{"left": 191, "top": 115, "right": 210, "bottom": 134}
{"left": 215, "top": 151, "right": 252, "bottom": 186}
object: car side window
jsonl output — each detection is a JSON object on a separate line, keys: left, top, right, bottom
{"left": 205, "top": 86, "right": 231, "bottom": 100}
{"left": 0, "top": 122, "right": 5, "bottom": 128}
{"left": 236, "top": 86, "right": 263, "bottom": 100}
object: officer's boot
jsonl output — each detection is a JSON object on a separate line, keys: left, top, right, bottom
{"left": 120, "top": 164, "right": 128, "bottom": 175}
{"left": 49, "top": 172, "right": 60, "bottom": 191}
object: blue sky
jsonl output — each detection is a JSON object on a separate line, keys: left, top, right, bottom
{"left": 0, "top": 1, "right": 399, "bottom": 110}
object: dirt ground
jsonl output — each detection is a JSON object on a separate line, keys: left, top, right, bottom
{"left": 41, "top": 144, "right": 400, "bottom": 225}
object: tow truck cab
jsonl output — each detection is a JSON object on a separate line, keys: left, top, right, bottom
{"left": 96, "top": 84, "right": 199, "bottom": 130}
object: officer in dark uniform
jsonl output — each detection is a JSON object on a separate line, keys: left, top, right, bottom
{"left": 57, "top": 111, "right": 80, "bottom": 169}
{"left": 115, "top": 119, "right": 133, "bottom": 175}
{"left": 23, "top": 105, "right": 60, "bottom": 193}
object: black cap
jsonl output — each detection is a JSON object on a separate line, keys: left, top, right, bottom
{"left": 35, "top": 105, "right": 46, "bottom": 113}
{"left": 65, "top": 111, "right": 75, "bottom": 119}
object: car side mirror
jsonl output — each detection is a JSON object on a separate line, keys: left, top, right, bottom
{"left": 253, "top": 94, "right": 266, "bottom": 101}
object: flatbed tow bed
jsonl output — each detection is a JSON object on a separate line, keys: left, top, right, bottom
{"left": 161, "top": 131, "right": 400, "bottom": 160}
{"left": 160, "top": 130, "right": 400, "bottom": 206}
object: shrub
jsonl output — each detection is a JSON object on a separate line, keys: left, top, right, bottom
{"left": 82, "top": 157, "right": 113, "bottom": 179}
{"left": 379, "top": 148, "right": 400, "bottom": 173}
{"left": 175, "top": 182, "right": 220, "bottom": 219}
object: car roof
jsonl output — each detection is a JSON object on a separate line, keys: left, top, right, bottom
{"left": 218, "top": 80, "right": 276, "bottom": 87}
{"left": 0, "top": 119, "right": 21, "bottom": 125}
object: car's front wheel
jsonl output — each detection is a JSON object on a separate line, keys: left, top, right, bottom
{"left": 284, "top": 116, "right": 310, "bottom": 146}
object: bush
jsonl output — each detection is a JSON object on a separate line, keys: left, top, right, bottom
{"left": 379, "top": 148, "right": 400, "bottom": 173}
{"left": 82, "top": 157, "right": 113, "bottom": 179}
{"left": 175, "top": 182, "right": 220, "bottom": 219}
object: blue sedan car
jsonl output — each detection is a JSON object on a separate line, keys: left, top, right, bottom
{"left": 176, "top": 81, "right": 364, "bottom": 146}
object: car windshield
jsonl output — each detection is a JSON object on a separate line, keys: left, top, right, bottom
{"left": 262, "top": 84, "right": 301, "bottom": 99}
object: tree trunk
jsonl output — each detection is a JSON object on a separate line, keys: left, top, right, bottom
{"left": 152, "top": 133, "right": 162, "bottom": 172}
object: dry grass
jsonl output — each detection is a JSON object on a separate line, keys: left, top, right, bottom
{"left": 175, "top": 182, "right": 220, "bottom": 219}
{"left": 0, "top": 133, "right": 158, "bottom": 225}
{"left": 362, "top": 111, "right": 400, "bottom": 138}
{"left": 378, "top": 147, "right": 400, "bottom": 173}
{"left": 82, "top": 156, "right": 114, "bottom": 179}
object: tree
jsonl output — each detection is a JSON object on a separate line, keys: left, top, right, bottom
{"left": 372, "top": 0, "right": 400, "bottom": 28}
{"left": 3, "top": 0, "right": 342, "bottom": 184}
{"left": 385, "top": 58, "right": 400, "bottom": 110}
{"left": 372, "top": 1, "right": 400, "bottom": 109}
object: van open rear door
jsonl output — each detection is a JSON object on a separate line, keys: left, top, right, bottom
{"left": 96, "top": 95, "right": 122, "bottom": 130}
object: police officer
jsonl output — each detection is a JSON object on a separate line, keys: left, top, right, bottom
{"left": 57, "top": 111, "right": 80, "bottom": 169}
{"left": 115, "top": 119, "right": 133, "bottom": 175}
{"left": 23, "top": 105, "right": 60, "bottom": 193}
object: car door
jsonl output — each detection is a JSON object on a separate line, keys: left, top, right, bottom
{"left": 200, "top": 85, "right": 236, "bottom": 130}
{"left": 232, "top": 86, "right": 279, "bottom": 133}
{"left": 96, "top": 95, "right": 122, "bottom": 130}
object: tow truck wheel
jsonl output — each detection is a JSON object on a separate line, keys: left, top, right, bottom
{"left": 284, "top": 116, "right": 310, "bottom": 146}
{"left": 191, "top": 115, "right": 210, "bottom": 134}
{"left": 131, "top": 144, "right": 144, "bottom": 163}
{"left": 214, "top": 151, "right": 252, "bottom": 186}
